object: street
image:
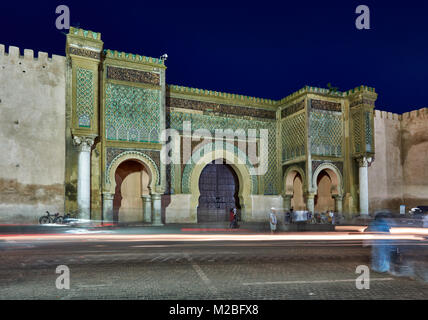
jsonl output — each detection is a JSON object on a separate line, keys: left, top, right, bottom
{"left": 0, "top": 225, "right": 428, "bottom": 300}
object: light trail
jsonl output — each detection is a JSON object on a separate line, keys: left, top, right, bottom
{"left": 0, "top": 232, "right": 425, "bottom": 242}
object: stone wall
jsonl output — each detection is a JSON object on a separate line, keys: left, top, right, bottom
{"left": 400, "top": 108, "right": 428, "bottom": 208}
{"left": 369, "top": 108, "right": 428, "bottom": 212}
{"left": 0, "top": 45, "right": 66, "bottom": 223}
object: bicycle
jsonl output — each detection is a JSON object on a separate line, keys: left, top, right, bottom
{"left": 39, "top": 211, "right": 63, "bottom": 224}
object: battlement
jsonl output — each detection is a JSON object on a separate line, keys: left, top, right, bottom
{"left": 374, "top": 107, "right": 428, "bottom": 121}
{"left": 104, "top": 49, "right": 165, "bottom": 66}
{"left": 374, "top": 109, "right": 401, "bottom": 120}
{"left": 69, "top": 27, "right": 101, "bottom": 41}
{"left": 0, "top": 44, "right": 65, "bottom": 64}
{"left": 344, "top": 85, "right": 376, "bottom": 96}
{"left": 277, "top": 85, "right": 376, "bottom": 106}
{"left": 401, "top": 107, "right": 428, "bottom": 120}
{"left": 167, "top": 84, "right": 276, "bottom": 106}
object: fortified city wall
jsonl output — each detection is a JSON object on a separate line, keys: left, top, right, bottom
{"left": 368, "top": 108, "right": 428, "bottom": 212}
{"left": 0, "top": 45, "right": 66, "bottom": 222}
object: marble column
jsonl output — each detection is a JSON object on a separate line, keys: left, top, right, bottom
{"left": 333, "top": 195, "right": 343, "bottom": 214}
{"left": 306, "top": 192, "right": 316, "bottom": 213}
{"left": 73, "top": 136, "right": 94, "bottom": 220}
{"left": 151, "top": 193, "right": 163, "bottom": 226}
{"left": 142, "top": 195, "right": 152, "bottom": 223}
{"left": 102, "top": 192, "right": 114, "bottom": 222}
{"left": 283, "top": 195, "right": 292, "bottom": 211}
{"left": 358, "top": 156, "right": 371, "bottom": 215}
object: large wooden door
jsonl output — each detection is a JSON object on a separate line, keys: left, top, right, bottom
{"left": 197, "top": 161, "right": 240, "bottom": 222}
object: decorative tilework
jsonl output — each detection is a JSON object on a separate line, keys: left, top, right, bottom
{"left": 281, "top": 100, "right": 305, "bottom": 118}
{"left": 105, "top": 83, "right": 161, "bottom": 142}
{"left": 352, "top": 110, "right": 362, "bottom": 154}
{"left": 167, "top": 97, "right": 276, "bottom": 120}
{"left": 105, "top": 150, "right": 160, "bottom": 185}
{"left": 106, "top": 147, "right": 160, "bottom": 173}
{"left": 76, "top": 68, "right": 94, "bottom": 127}
{"left": 281, "top": 113, "right": 305, "bottom": 161}
{"left": 106, "top": 66, "right": 160, "bottom": 85}
{"left": 312, "top": 161, "right": 343, "bottom": 178}
{"left": 170, "top": 111, "right": 277, "bottom": 195}
{"left": 350, "top": 99, "right": 375, "bottom": 108}
{"left": 311, "top": 99, "right": 342, "bottom": 112}
{"left": 365, "top": 111, "right": 373, "bottom": 152}
{"left": 69, "top": 47, "right": 100, "bottom": 60}
{"left": 310, "top": 110, "right": 342, "bottom": 157}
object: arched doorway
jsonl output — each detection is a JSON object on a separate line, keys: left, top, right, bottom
{"left": 312, "top": 164, "right": 342, "bottom": 213}
{"left": 291, "top": 173, "right": 305, "bottom": 210}
{"left": 314, "top": 170, "right": 335, "bottom": 212}
{"left": 284, "top": 167, "right": 306, "bottom": 210}
{"left": 113, "top": 160, "right": 150, "bottom": 223}
{"left": 197, "top": 160, "right": 240, "bottom": 222}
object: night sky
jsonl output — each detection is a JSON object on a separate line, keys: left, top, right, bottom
{"left": 1, "top": 0, "right": 427, "bottom": 113}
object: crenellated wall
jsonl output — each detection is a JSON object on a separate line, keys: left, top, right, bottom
{"left": 369, "top": 108, "right": 428, "bottom": 212}
{"left": 400, "top": 108, "right": 428, "bottom": 208}
{"left": 0, "top": 45, "right": 66, "bottom": 222}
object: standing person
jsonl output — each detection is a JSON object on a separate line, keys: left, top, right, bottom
{"left": 285, "top": 210, "right": 290, "bottom": 224}
{"left": 269, "top": 209, "right": 277, "bottom": 234}
{"left": 229, "top": 208, "right": 235, "bottom": 229}
{"left": 329, "top": 210, "right": 334, "bottom": 224}
{"left": 233, "top": 208, "right": 239, "bottom": 229}
{"left": 289, "top": 207, "right": 294, "bottom": 224}
{"left": 331, "top": 211, "right": 336, "bottom": 225}
{"left": 369, "top": 212, "right": 392, "bottom": 273}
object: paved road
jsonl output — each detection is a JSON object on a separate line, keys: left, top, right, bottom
{"left": 1, "top": 232, "right": 428, "bottom": 300}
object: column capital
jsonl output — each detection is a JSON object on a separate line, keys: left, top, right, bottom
{"left": 141, "top": 194, "right": 151, "bottom": 202}
{"left": 332, "top": 194, "right": 343, "bottom": 201}
{"left": 305, "top": 192, "right": 316, "bottom": 199}
{"left": 356, "top": 156, "right": 373, "bottom": 168}
{"left": 102, "top": 192, "right": 114, "bottom": 200}
{"left": 283, "top": 194, "right": 293, "bottom": 200}
{"left": 151, "top": 193, "right": 162, "bottom": 200}
{"left": 154, "top": 185, "right": 166, "bottom": 194}
{"left": 73, "top": 135, "right": 95, "bottom": 152}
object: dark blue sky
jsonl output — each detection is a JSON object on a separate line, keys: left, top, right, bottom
{"left": 1, "top": 0, "right": 427, "bottom": 113}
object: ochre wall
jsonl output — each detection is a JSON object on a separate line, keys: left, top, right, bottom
{"left": 400, "top": 108, "right": 428, "bottom": 208}
{"left": 0, "top": 45, "right": 66, "bottom": 222}
{"left": 369, "top": 108, "right": 428, "bottom": 212}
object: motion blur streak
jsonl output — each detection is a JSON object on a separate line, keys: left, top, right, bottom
{"left": 0, "top": 232, "right": 425, "bottom": 242}
{"left": 389, "top": 228, "right": 428, "bottom": 235}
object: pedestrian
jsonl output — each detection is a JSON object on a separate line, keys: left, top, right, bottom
{"left": 229, "top": 208, "right": 235, "bottom": 229}
{"left": 233, "top": 208, "right": 239, "bottom": 229}
{"left": 328, "top": 210, "right": 334, "bottom": 224}
{"left": 269, "top": 209, "right": 277, "bottom": 234}
{"left": 369, "top": 212, "right": 392, "bottom": 273}
{"left": 285, "top": 210, "right": 290, "bottom": 224}
{"left": 289, "top": 207, "right": 294, "bottom": 224}
{"left": 331, "top": 211, "right": 336, "bottom": 225}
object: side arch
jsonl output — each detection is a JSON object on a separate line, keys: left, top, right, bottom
{"left": 105, "top": 151, "right": 160, "bottom": 195}
{"left": 312, "top": 162, "right": 343, "bottom": 196}
{"left": 283, "top": 165, "right": 306, "bottom": 195}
